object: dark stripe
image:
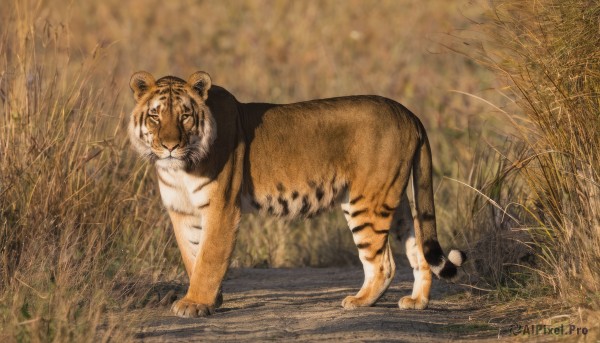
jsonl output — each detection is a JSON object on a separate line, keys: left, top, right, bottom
{"left": 351, "top": 223, "right": 373, "bottom": 234}
{"left": 276, "top": 183, "right": 285, "bottom": 192}
{"left": 168, "top": 208, "right": 194, "bottom": 216}
{"left": 277, "top": 197, "right": 289, "bottom": 216}
{"left": 193, "top": 108, "right": 199, "bottom": 131}
{"left": 251, "top": 199, "right": 262, "bottom": 210}
{"left": 157, "top": 172, "right": 174, "bottom": 188}
{"left": 190, "top": 98, "right": 199, "bottom": 131}
{"left": 351, "top": 209, "right": 368, "bottom": 218}
{"left": 139, "top": 112, "right": 145, "bottom": 139}
{"left": 141, "top": 101, "right": 152, "bottom": 138}
{"left": 356, "top": 242, "right": 371, "bottom": 249}
{"left": 189, "top": 241, "right": 199, "bottom": 245}
{"left": 193, "top": 180, "right": 212, "bottom": 193}
{"left": 373, "top": 228, "right": 390, "bottom": 235}
{"left": 191, "top": 225, "right": 202, "bottom": 230}
{"left": 300, "top": 196, "right": 311, "bottom": 215}
{"left": 265, "top": 195, "right": 274, "bottom": 213}
{"left": 291, "top": 191, "right": 299, "bottom": 200}
{"left": 177, "top": 118, "right": 184, "bottom": 143}
{"left": 137, "top": 111, "right": 144, "bottom": 127}
{"left": 420, "top": 213, "right": 436, "bottom": 222}
{"left": 343, "top": 210, "right": 349, "bottom": 215}
{"left": 315, "top": 186, "right": 324, "bottom": 201}
{"left": 382, "top": 204, "right": 396, "bottom": 212}
{"left": 166, "top": 87, "right": 173, "bottom": 116}
{"left": 376, "top": 211, "right": 391, "bottom": 218}
{"left": 349, "top": 195, "right": 364, "bottom": 205}
{"left": 197, "top": 202, "right": 210, "bottom": 209}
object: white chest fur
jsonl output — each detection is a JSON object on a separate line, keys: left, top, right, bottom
{"left": 156, "top": 167, "right": 213, "bottom": 258}
{"left": 156, "top": 167, "right": 213, "bottom": 216}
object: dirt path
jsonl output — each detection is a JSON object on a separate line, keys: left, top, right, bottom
{"left": 132, "top": 267, "right": 504, "bottom": 342}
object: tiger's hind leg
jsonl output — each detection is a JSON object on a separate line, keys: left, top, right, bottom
{"left": 339, "top": 144, "right": 416, "bottom": 310}
{"left": 340, "top": 194, "right": 398, "bottom": 309}
{"left": 393, "top": 194, "right": 431, "bottom": 310}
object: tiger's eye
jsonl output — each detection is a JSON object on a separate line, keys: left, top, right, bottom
{"left": 147, "top": 112, "right": 159, "bottom": 124}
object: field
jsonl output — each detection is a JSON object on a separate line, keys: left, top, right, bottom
{"left": 1, "top": 0, "right": 599, "bottom": 341}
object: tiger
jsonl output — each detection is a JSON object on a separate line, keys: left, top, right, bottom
{"left": 128, "top": 71, "right": 466, "bottom": 318}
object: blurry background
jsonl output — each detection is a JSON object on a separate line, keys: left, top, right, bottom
{"left": 2, "top": 0, "right": 598, "bottom": 340}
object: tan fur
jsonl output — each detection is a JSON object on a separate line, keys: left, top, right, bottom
{"left": 128, "top": 71, "right": 464, "bottom": 318}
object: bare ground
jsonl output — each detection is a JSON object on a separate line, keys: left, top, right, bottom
{"left": 132, "top": 267, "right": 506, "bottom": 342}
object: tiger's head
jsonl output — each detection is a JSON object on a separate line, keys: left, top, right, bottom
{"left": 128, "top": 71, "right": 217, "bottom": 170}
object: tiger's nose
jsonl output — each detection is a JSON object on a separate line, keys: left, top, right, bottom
{"left": 161, "top": 142, "right": 180, "bottom": 152}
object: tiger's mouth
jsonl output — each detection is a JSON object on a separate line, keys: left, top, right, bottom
{"left": 145, "top": 149, "right": 181, "bottom": 161}
{"left": 154, "top": 154, "right": 187, "bottom": 170}
{"left": 153, "top": 147, "right": 186, "bottom": 160}
{"left": 145, "top": 140, "right": 208, "bottom": 169}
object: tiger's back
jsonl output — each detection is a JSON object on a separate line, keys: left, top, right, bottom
{"left": 238, "top": 95, "right": 421, "bottom": 220}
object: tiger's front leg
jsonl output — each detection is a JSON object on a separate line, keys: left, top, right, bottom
{"left": 170, "top": 204, "right": 241, "bottom": 318}
{"left": 166, "top": 209, "right": 223, "bottom": 310}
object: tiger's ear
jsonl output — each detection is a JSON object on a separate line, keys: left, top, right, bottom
{"left": 188, "top": 71, "right": 212, "bottom": 101}
{"left": 130, "top": 71, "right": 156, "bottom": 102}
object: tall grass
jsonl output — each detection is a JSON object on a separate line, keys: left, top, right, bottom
{"left": 0, "top": 2, "right": 182, "bottom": 341}
{"left": 465, "top": 0, "right": 600, "bottom": 307}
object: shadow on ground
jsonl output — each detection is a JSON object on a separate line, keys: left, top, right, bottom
{"left": 132, "top": 268, "right": 500, "bottom": 342}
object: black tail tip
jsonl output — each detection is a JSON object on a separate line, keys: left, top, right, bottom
{"left": 438, "top": 262, "right": 458, "bottom": 279}
{"left": 436, "top": 250, "right": 467, "bottom": 279}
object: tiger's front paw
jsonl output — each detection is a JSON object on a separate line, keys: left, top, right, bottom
{"left": 341, "top": 295, "right": 371, "bottom": 309}
{"left": 171, "top": 297, "right": 215, "bottom": 318}
{"left": 398, "top": 295, "right": 428, "bottom": 310}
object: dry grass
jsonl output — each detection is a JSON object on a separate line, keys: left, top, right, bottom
{"left": 3, "top": 0, "right": 597, "bottom": 341}
{"left": 0, "top": 2, "right": 182, "bottom": 341}
{"left": 445, "top": 0, "right": 600, "bottom": 311}
{"left": 474, "top": 0, "right": 600, "bottom": 305}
